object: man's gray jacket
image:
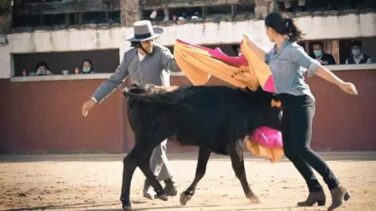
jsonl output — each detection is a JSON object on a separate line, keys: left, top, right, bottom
{"left": 92, "top": 44, "right": 181, "bottom": 103}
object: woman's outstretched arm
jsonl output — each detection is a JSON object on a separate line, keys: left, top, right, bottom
{"left": 315, "top": 66, "right": 358, "bottom": 95}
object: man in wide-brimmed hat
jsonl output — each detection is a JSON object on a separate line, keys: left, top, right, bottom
{"left": 82, "top": 20, "right": 180, "bottom": 203}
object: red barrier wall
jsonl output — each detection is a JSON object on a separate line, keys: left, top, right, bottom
{"left": 0, "top": 69, "right": 375, "bottom": 154}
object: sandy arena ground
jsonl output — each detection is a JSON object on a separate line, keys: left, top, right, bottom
{"left": 0, "top": 152, "right": 376, "bottom": 211}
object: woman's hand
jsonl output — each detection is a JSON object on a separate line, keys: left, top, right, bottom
{"left": 82, "top": 99, "right": 97, "bottom": 117}
{"left": 315, "top": 67, "right": 358, "bottom": 96}
{"left": 243, "top": 34, "right": 254, "bottom": 47}
{"left": 339, "top": 82, "right": 358, "bottom": 95}
{"left": 242, "top": 34, "right": 266, "bottom": 61}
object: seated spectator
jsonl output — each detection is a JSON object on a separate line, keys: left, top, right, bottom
{"left": 35, "top": 61, "right": 53, "bottom": 76}
{"left": 310, "top": 41, "right": 336, "bottom": 65}
{"left": 149, "top": 9, "right": 169, "bottom": 22}
{"left": 190, "top": 11, "right": 202, "bottom": 21}
{"left": 346, "top": 40, "right": 372, "bottom": 64}
{"left": 81, "top": 59, "right": 94, "bottom": 74}
{"left": 74, "top": 67, "right": 80, "bottom": 74}
{"left": 284, "top": 0, "right": 306, "bottom": 12}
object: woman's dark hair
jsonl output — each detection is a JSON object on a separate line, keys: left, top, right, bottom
{"left": 35, "top": 61, "right": 49, "bottom": 71}
{"left": 265, "top": 12, "right": 303, "bottom": 42}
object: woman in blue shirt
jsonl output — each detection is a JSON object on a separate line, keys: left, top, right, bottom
{"left": 245, "top": 12, "right": 358, "bottom": 211}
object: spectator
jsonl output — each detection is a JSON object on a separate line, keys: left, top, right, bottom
{"left": 310, "top": 42, "right": 336, "bottom": 65}
{"left": 190, "top": 11, "right": 202, "bottom": 21}
{"left": 149, "top": 10, "right": 158, "bottom": 20}
{"left": 346, "top": 40, "right": 372, "bottom": 64}
{"left": 35, "top": 61, "right": 53, "bottom": 76}
{"left": 81, "top": 59, "right": 94, "bottom": 74}
{"left": 149, "top": 8, "right": 169, "bottom": 22}
{"left": 74, "top": 67, "right": 80, "bottom": 74}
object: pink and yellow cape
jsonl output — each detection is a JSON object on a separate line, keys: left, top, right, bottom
{"left": 174, "top": 36, "right": 284, "bottom": 162}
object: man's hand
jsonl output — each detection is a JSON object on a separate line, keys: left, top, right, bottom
{"left": 82, "top": 99, "right": 97, "bottom": 117}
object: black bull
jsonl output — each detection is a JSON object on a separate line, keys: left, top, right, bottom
{"left": 120, "top": 84, "right": 282, "bottom": 210}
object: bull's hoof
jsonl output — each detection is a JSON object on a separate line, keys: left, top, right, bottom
{"left": 122, "top": 203, "right": 132, "bottom": 210}
{"left": 180, "top": 192, "right": 192, "bottom": 205}
{"left": 155, "top": 192, "right": 168, "bottom": 201}
{"left": 121, "top": 198, "right": 132, "bottom": 210}
{"left": 248, "top": 195, "right": 261, "bottom": 204}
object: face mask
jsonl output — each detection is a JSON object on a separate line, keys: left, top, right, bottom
{"left": 38, "top": 68, "right": 46, "bottom": 74}
{"left": 83, "top": 67, "right": 91, "bottom": 73}
{"left": 313, "top": 50, "right": 322, "bottom": 58}
{"left": 352, "top": 49, "right": 361, "bottom": 57}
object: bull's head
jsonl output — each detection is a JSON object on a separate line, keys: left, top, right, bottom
{"left": 122, "top": 83, "right": 168, "bottom": 98}
{"left": 122, "top": 83, "right": 195, "bottom": 112}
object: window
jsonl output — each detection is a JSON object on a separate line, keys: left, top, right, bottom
{"left": 13, "top": 15, "right": 41, "bottom": 27}
{"left": 338, "top": 38, "right": 376, "bottom": 64}
{"left": 43, "top": 14, "right": 66, "bottom": 26}
{"left": 13, "top": 49, "right": 120, "bottom": 77}
{"left": 108, "top": 11, "right": 120, "bottom": 24}
{"left": 82, "top": 12, "right": 107, "bottom": 24}
{"left": 304, "top": 38, "right": 376, "bottom": 65}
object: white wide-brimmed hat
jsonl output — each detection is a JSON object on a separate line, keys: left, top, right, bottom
{"left": 126, "top": 20, "right": 164, "bottom": 42}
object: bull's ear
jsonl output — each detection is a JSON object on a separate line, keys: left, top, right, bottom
{"left": 122, "top": 87, "right": 132, "bottom": 97}
{"left": 130, "top": 82, "right": 140, "bottom": 88}
{"left": 122, "top": 87, "right": 140, "bottom": 97}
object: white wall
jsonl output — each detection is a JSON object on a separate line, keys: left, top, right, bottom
{"left": 7, "top": 27, "right": 128, "bottom": 53}
{"left": 158, "top": 19, "right": 273, "bottom": 50}
{"left": 0, "top": 12, "right": 375, "bottom": 79}
{"left": 297, "top": 13, "right": 376, "bottom": 40}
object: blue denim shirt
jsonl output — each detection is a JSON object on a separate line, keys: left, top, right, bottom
{"left": 265, "top": 40, "right": 320, "bottom": 101}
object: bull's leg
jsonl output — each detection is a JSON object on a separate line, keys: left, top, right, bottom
{"left": 120, "top": 142, "right": 156, "bottom": 210}
{"left": 180, "top": 147, "right": 211, "bottom": 205}
{"left": 229, "top": 141, "right": 260, "bottom": 203}
{"left": 120, "top": 144, "right": 147, "bottom": 210}
{"left": 138, "top": 153, "right": 168, "bottom": 201}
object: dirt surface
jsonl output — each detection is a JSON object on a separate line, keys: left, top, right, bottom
{"left": 1, "top": 152, "right": 376, "bottom": 211}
